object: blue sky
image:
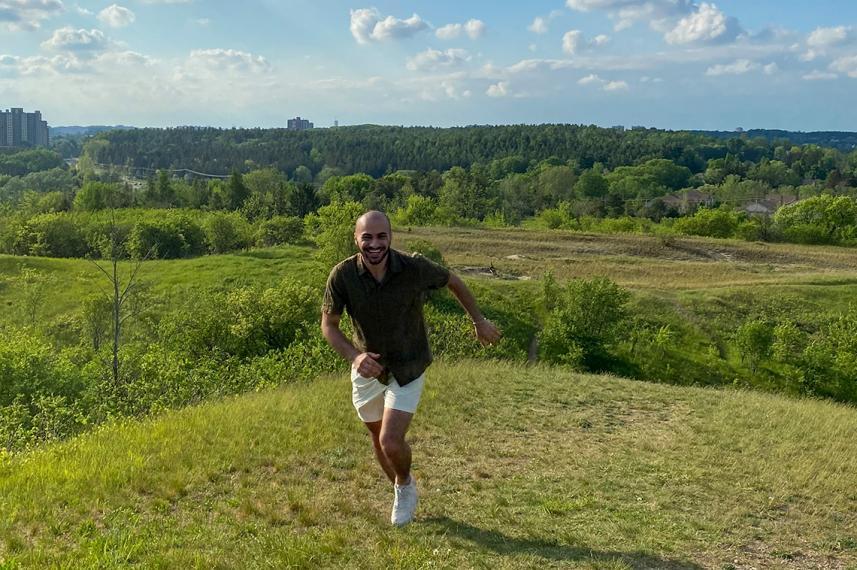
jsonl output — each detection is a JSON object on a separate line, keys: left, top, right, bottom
{"left": 0, "top": 0, "right": 855, "bottom": 130}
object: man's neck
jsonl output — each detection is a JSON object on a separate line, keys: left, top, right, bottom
{"left": 363, "top": 254, "right": 388, "bottom": 282}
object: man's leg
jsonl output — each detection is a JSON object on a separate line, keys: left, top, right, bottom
{"left": 379, "top": 408, "right": 414, "bottom": 485}
{"left": 364, "top": 420, "right": 396, "bottom": 483}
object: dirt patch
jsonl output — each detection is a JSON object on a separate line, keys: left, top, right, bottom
{"left": 457, "top": 266, "right": 531, "bottom": 280}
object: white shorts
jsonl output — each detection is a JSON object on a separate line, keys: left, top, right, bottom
{"left": 351, "top": 368, "right": 426, "bottom": 423}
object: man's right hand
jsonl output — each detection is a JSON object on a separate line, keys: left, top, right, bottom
{"left": 352, "top": 352, "right": 384, "bottom": 378}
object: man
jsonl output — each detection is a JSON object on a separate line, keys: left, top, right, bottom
{"left": 320, "top": 210, "right": 501, "bottom": 526}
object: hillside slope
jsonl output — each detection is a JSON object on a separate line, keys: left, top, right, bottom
{"left": 1, "top": 361, "right": 856, "bottom": 569}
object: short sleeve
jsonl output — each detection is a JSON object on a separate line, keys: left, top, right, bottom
{"left": 322, "top": 266, "right": 347, "bottom": 315}
{"left": 414, "top": 254, "right": 450, "bottom": 290}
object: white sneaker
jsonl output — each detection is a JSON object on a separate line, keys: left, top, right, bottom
{"left": 391, "top": 476, "right": 418, "bottom": 526}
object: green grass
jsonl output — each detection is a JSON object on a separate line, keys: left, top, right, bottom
{"left": 2, "top": 359, "right": 856, "bottom": 569}
{"left": 0, "top": 244, "right": 320, "bottom": 326}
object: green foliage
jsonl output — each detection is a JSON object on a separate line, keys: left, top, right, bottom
{"left": 304, "top": 201, "right": 363, "bottom": 268}
{"left": 734, "top": 320, "right": 773, "bottom": 373}
{"left": 157, "top": 280, "right": 319, "bottom": 360}
{"left": 202, "top": 212, "right": 252, "bottom": 254}
{"left": 673, "top": 206, "right": 742, "bottom": 238}
{"left": 539, "top": 277, "right": 631, "bottom": 370}
{"left": 0, "top": 148, "right": 63, "bottom": 177}
{"left": 73, "top": 182, "right": 129, "bottom": 211}
{"left": 127, "top": 213, "right": 207, "bottom": 259}
{"left": 774, "top": 194, "right": 857, "bottom": 245}
{"left": 404, "top": 238, "right": 445, "bottom": 266}
{"left": 391, "top": 194, "right": 438, "bottom": 226}
{"left": 255, "top": 215, "right": 304, "bottom": 247}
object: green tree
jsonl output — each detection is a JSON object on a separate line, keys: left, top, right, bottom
{"left": 774, "top": 194, "right": 857, "bottom": 245}
{"left": 304, "top": 200, "right": 364, "bottom": 268}
{"left": 734, "top": 320, "right": 773, "bottom": 373}
{"left": 539, "top": 277, "right": 630, "bottom": 370}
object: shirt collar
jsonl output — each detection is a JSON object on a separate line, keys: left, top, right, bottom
{"left": 357, "top": 248, "right": 402, "bottom": 276}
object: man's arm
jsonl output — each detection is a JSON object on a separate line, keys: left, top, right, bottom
{"left": 321, "top": 312, "right": 384, "bottom": 377}
{"left": 445, "top": 272, "right": 502, "bottom": 346}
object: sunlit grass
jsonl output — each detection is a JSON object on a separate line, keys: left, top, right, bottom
{"left": 1, "top": 360, "right": 855, "bottom": 568}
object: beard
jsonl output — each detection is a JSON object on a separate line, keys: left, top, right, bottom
{"left": 361, "top": 245, "right": 389, "bottom": 266}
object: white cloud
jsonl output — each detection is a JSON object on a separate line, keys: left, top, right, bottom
{"left": 0, "top": 0, "right": 64, "bottom": 31}
{"left": 97, "top": 4, "right": 135, "bottom": 28}
{"left": 567, "top": 1, "right": 743, "bottom": 45}
{"left": 528, "top": 16, "right": 548, "bottom": 34}
{"left": 807, "top": 26, "right": 852, "bottom": 48}
{"left": 186, "top": 48, "right": 270, "bottom": 74}
{"left": 577, "top": 73, "right": 628, "bottom": 91}
{"left": 562, "top": 30, "right": 584, "bottom": 54}
{"left": 74, "top": 4, "right": 92, "bottom": 16}
{"left": 762, "top": 62, "right": 778, "bottom": 75}
{"left": 441, "top": 80, "right": 471, "bottom": 99}
{"left": 486, "top": 81, "right": 508, "bottom": 97}
{"left": 562, "top": 30, "right": 610, "bottom": 54}
{"left": 705, "top": 59, "right": 757, "bottom": 75}
{"left": 830, "top": 54, "right": 857, "bottom": 78}
{"left": 192, "top": 17, "right": 209, "bottom": 26}
{"left": 41, "top": 27, "right": 109, "bottom": 54}
{"left": 350, "top": 8, "right": 428, "bottom": 44}
{"left": 665, "top": 3, "right": 739, "bottom": 45}
{"left": 603, "top": 79, "right": 628, "bottom": 91}
{"left": 406, "top": 48, "right": 470, "bottom": 71}
{"left": 565, "top": 0, "right": 642, "bottom": 10}
{"left": 436, "top": 18, "right": 485, "bottom": 40}
{"left": 802, "top": 70, "right": 838, "bottom": 81}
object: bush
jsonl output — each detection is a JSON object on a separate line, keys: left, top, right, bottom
{"left": 12, "top": 213, "right": 90, "bottom": 257}
{"left": 391, "top": 194, "right": 438, "bottom": 226}
{"left": 127, "top": 213, "right": 206, "bottom": 259}
{"left": 203, "top": 212, "right": 252, "bottom": 254}
{"left": 404, "top": 238, "right": 445, "bottom": 266}
{"left": 673, "top": 206, "right": 742, "bottom": 238}
{"left": 157, "top": 280, "right": 320, "bottom": 360}
{"left": 255, "top": 215, "right": 304, "bottom": 247}
{"left": 774, "top": 194, "right": 857, "bottom": 245}
{"left": 304, "top": 200, "right": 364, "bottom": 268}
{"left": 539, "top": 277, "right": 631, "bottom": 370}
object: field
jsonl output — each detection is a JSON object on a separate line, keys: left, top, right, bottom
{"left": 1, "top": 359, "right": 855, "bottom": 568}
{"left": 5, "top": 226, "right": 857, "bottom": 326}
{"left": 3, "top": 226, "right": 857, "bottom": 568}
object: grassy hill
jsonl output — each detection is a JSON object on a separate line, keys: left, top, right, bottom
{"left": 2, "top": 360, "right": 855, "bottom": 569}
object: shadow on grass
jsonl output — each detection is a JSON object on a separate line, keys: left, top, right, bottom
{"left": 424, "top": 517, "right": 703, "bottom": 570}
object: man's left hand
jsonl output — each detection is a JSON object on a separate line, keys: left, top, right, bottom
{"left": 474, "top": 319, "right": 502, "bottom": 346}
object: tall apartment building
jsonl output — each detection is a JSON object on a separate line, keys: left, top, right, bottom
{"left": 287, "top": 116, "right": 313, "bottom": 131}
{"left": 0, "top": 108, "right": 50, "bottom": 148}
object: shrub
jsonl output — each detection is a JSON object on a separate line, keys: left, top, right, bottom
{"left": 673, "top": 206, "right": 742, "bottom": 238}
{"left": 774, "top": 194, "right": 857, "bottom": 245}
{"left": 255, "top": 215, "right": 304, "bottom": 247}
{"left": 304, "top": 200, "right": 364, "bottom": 268}
{"left": 203, "top": 211, "right": 252, "bottom": 254}
{"left": 127, "top": 213, "right": 206, "bottom": 259}
{"left": 539, "top": 277, "right": 630, "bottom": 370}
{"left": 405, "top": 238, "right": 445, "bottom": 266}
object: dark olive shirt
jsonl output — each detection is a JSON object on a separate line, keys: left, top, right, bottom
{"left": 322, "top": 249, "right": 450, "bottom": 385}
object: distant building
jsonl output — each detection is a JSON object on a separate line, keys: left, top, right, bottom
{"left": 0, "top": 108, "right": 50, "bottom": 147}
{"left": 287, "top": 116, "right": 314, "bottom": 131}
{"left": 742, "top": 194, "right": 799, "bottom": 217}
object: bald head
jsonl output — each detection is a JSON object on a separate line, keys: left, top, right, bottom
{"left": 355, "top": 210, "right": 391, "bottom": 235}
{"left": 354, "top": 210, "right": 392, "bottom": 267}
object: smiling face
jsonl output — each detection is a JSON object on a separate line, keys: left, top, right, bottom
{"left": 354, "top": 211, "right": 392, "bottom": 266}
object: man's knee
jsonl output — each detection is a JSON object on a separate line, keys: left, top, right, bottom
{"left": 380, "top": 433, "right": 404, "bottom": 457}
